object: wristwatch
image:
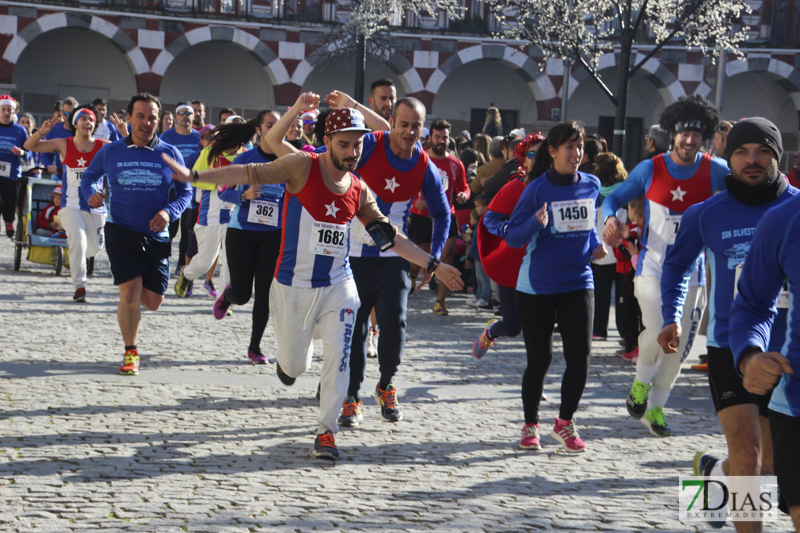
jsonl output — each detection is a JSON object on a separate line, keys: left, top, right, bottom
{"left": 426, "top": 256, "right": 440, "bottom": 275}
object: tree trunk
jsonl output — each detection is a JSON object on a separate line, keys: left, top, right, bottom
{"left": 355, "top": 32, "right": 366, "bottom": 103}
{"left": 613, "top": 44, "right": 632, "bottom": 163}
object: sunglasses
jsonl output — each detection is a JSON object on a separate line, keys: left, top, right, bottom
{"left": 302, "top": 119, "right": 315, "bottom": 125}
{"left": 716, "top": 124, "right": 729, "bottom": 133}
{"left": 526, "top": 150, "right": 536, "bottom": 159}
{"left": 176, "top": 111, "right": 192, "bottom": 117}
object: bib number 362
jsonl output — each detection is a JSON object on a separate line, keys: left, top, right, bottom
{"left": 247, "top": 199, "right": 278, "bottom": 226}
{"left": 309, "top": 220, "right": 348, "bottom": 257}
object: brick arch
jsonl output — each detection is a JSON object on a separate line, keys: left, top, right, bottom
{"left": 426, "top": 44, "right": 552, "bottom": 103}
{"left": 2, "top": 12, "right": 148, "bottom": 76}
{"left": 568, "top": 51, "right": 684, "bottom": 105}
{"left": 151, "top": 26, "right": 282, "bottom": 85}
{"left": 300, "top": 43, "right": 419, "bottom": 97}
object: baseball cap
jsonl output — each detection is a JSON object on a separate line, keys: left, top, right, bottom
{"left": 325, "top": 108, "right": 371, "bottom": 136}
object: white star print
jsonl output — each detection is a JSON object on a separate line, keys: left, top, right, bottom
{"left": 670, "top": 186, "right": 686, "bottom": 202}
{"left": 384, "top": 177, "right": 399, "bottom": 193}
{"left": 325, "top": 201, "right": 340, "bottom": 218}
{"left": 76, "top": 157, "right": 87, "bottom": 167}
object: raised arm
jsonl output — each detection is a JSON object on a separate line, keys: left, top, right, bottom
{"left": 265, "top": 92, "right": 320, "bottom": 158}
{"left": 325, "top": 90, "right": 390, "bottom": 132}
{"left": 23, "top": 117, "right": 67, "bottom": 158}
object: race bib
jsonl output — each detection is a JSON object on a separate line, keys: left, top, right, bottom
{"left": 246, "top": 200, "right": 278, "bottom": 226}
{"left": 665, "top": 214, "right": 682, "bottom": 245}
{"left": 66, "top": 167, "right": 83, "bottom": 190}
{"left": 551, "top": 199, "right": 594, "bottom": 233}
{"left": 0, "top": 160, "right": 11, "bottom": 178}
{"left": 309, "top": 220, "right": 348, "bottom": 258}
{"left": 734, "top": 262, "right": 789, "bottom": 309}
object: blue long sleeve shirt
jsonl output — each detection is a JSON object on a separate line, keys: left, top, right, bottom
{"left": 80, "top": 136, "right": 191, "bottom": 237}
{"left": 505, "top": 171, "right": 600, "bottom": 295}
{"left": 225, "top": 147, "right": 283, "bottom": 232}
{"left": 729, "top": 193, "right": 800, "bottom": 417}
{"left": 0, "top": 121, "right": 28, "bottom": 181}
{"left": 661, "top": 185, "right": 797, "bottom": 349}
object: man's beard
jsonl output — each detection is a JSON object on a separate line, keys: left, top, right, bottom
{"left": 432, "top": 143, "right": 446, "bottom": 156}
{"left": 332, "top": 152, "right": 358, "bottom": 171}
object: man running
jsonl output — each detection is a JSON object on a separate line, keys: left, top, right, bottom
{"left": 603, "top": 95, "right": 729, "bottom": 436}
{"left": 659, "top": 118, "right": 793, "bottom": 532}
{"left": 162, "top": 106, "right": 463, "bottom": 460}
{"left": 80, "top": 93, "right": 192, "bottom": 375}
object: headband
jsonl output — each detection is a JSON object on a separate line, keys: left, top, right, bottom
{"left": 72, "top": 108, "right": 97, "bottom": 126}
{"left": 0, "top": 95, "right": 15, "bottom": 108}
{"left": 176, "top": 104, "right": 193, "bottom": 114}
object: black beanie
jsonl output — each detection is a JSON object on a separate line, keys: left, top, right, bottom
{"left": 724, "top": 117, "right": 783, "bottom": 163}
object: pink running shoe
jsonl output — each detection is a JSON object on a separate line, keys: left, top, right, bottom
{"left": 550, "top": 417, "right": 586, "bottom": 453}
{"left": 622, "top": 346, "right": 639, "bottom": 363}
{"left": 213, "top": 285, "right": 231, "bottom": 320}
{"left": 519, "top": 422, "right": 541, "bottom": 450}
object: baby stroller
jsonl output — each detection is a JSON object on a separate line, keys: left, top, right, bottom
{"left": 13, "top": 177, "right": 70, "bottom": 275}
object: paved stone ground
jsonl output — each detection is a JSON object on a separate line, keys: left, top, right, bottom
{"left": 0, "top": 239, "right": 793, "bottom": 532}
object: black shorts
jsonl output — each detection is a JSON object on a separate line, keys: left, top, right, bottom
{"left": 406, "top": 212, "right": 457, "bottom": 245}
{"left": 105, "top": 222, "right": 171, "bottom": 294}
{"left": 768, "top": 409, "right": 800, "bottom": 509}
{"left": 707, "top": 346, "right": 770, "bottom": 416}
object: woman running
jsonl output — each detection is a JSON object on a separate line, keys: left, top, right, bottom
{"left": 211, "top": 110, "right": 284, "bottom": 365}
{"left": 475, "top": 132, "right": 544, "bottom": 358}
{"left": 24, "top": 105, "right": 126, "bottom": 301}
{"left": 504, "top": 121, "right": 606, "bottom": 453}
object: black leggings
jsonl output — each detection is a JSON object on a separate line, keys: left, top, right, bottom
{"left": 615, "top": 271, "right": 641, "bottom": 352}
{"left": 489, "top": 284, "right": 521, "bottom": 340}
{"left": 0, "top": 178, "right": 17, "bottom": 225}
{"left": 224, "top": 227, "right": 281, "bottom": 351}
{"left": 591, "top": 263, "right": 615, "bottom": 337}
{"left": 516, "top": 289, "right": 594, "bottom": 425}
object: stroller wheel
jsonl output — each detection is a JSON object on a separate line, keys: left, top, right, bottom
{"left": 13, "top": 242, "right": 22, "bottom": 271}
{"left": 54, "top": 246, "right": 63, "bottom": 276}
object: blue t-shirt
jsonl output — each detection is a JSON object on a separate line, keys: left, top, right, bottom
{"left": 80, "top": 136, "right": 192, "bottom": 237}
{"left": 160, "top": 128, "right": 201, "bottom": 162}
{"left": 662, "top": 184, "right": 797, "bottom": 349}
{"left": 41, "top": 123, "right": 71, "bottom": 177}
{"left": 506, "top": 171, "right": 601, "bottom": 295}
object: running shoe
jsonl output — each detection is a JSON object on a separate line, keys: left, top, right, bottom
{"left": 186, "top": 281, "right": 193, "bottom": 297}
{"left": 642, "top": 407, "right": 673, "bottom": 437}
{"left": 692, "top": 451, "right": 726, "bottom": 528}
{"left": 622, "top": 346, "right": 639, "bottom": 363}
{"left": 592, "top": 334, "right": 606, "bottom": 341}
{"left": 247, "top": 348, "right": 268, "bottom": 365}
{"left": 338, "top": 396, "right": 364, "bottom": 427}
{"left": 313, "top": 431, "right": 339, "bottom": 460}
{"left": 691, "top": 361, "right": 709, "bottom": 371}
{"left": 175, "top": 268, "right": 192, "bottom": 298}
{"left": 374, "top": 383, "right": 403, "bottom": 422}
{"left": 433, "top": 300, "right": 448, "bottom": 316}
{"left": 5, "top": 222, "right": 14, "bottom": 239}
{"left": 472, "top": 319, "right": 499, "bottom": 359}
{"left": 72, "top": 287, "right": 86, "bottom": 303}
{"left": 119, "top": 348, "right": 140, "bottom": 376}
{"left": 626, "top": 378, "right": 650, "bottom": 419}
{"left": 203, "top": 280, "right": 217, "bottom": 298}
{"left": 429, "top": 277, "right": 439, "bottom": 292}
{"left": 467, "top": 297, "right": 489, "bottom": 308}
{"left": 408, "top": 270, "right": 418, "bottom": 295}
{"left": 550, "top": 417, "right": 586, "bottom": 452}
{"left": 519, "top": 423, "right": 541, "bottom": 450}
{"left": 366, "top": 327, "right": 378, "bottom": 358}
{"left": 213, "top": 285, "right": 231, "bottom": 320}
{"left": 276, "top": 362, "right": 296, "bottom": 386}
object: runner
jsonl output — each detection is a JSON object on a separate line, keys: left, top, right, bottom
{"left": 475, "top": 132, "right": 545, "bottom": 358}
{"left": 602, "top": 95, "right": 729, "bottom": 436}
{"left": 504, "top": 121, "right": 606, "bottom": 453}
{"left": 212, "top": 110, "right": 282, "bottom": 365}
{"left": 162, "top": 105, "right": 463, "bottom": 460}
{"left": 23, "top": 105, "right": 127, "bottom": 301}
{"left": 659, "top": 117, "right": 793, "bottom": 532}
{"left": 80, "top": 93, "right": 192, "bottom": 375}
{"left": 0, "top": 95, "right": 27, "bottom": 238}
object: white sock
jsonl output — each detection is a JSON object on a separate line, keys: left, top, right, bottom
{"left": 709, "top": 459, "right": 725, "bottom": 478}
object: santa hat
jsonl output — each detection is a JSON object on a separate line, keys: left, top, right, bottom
{"left": 53, "top": 185, "right": 63, "bottom": 195}
{"left": 300, "top": 109, "right": 319, "bottom": 121}
{"left": 0, "top": 94, "right": 16, "bottom": 109}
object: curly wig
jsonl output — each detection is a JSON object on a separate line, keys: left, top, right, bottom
{"left": 659, "top": 94, "right": 719, "bottom": 141}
